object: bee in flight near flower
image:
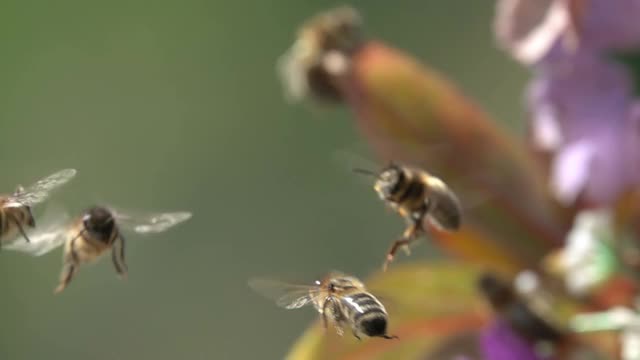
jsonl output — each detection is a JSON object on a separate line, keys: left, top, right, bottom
{"left": 249, "top": 271, "right": 397, "bottom": 341}
{"left": 0, "top": 169, "right": 77, "bottom": 248}
{"left": 5, "top": 205, "right": 192, "bottom": 294}
{"left": 477, "top": 271, "right": 566, "bottom": 345}
{"left": 354, "top": 162, "right": 462, "bottom": 270}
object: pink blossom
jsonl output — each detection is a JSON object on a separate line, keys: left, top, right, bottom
{"left": 495, "top": 0, "right": 640, "bottom": 206}
{"left": 480, "top": 320, "right": 544, "bottom": 360}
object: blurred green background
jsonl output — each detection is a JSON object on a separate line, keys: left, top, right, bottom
{"left": 0, "top": 1, "right": 527, "bottom": 359}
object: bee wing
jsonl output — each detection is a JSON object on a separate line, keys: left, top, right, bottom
{"left": 248, "top": 278, "right": 324, "bottom": 310}
{"left": 9, "top": 169, "right": 77, "bottom": 207}
{"left": 4, "top": 211, "right": 71, "bottom": 256}
{"left": 424, "top": 177, "right": 464, "bottom": 231}
{"left": 110, "top": 207, "right": 192, "bottom": 234}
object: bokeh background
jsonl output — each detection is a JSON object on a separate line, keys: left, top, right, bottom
{"left": 0, "top": 2, "right": 527, "bottom": 359}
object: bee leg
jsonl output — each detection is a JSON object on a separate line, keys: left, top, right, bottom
{"left": 55, "top": 235, "right": 81, "bottom": 294}
{"left": 382, "top": 334, "right": 399, "bottom": 340}
{"left": 54, "top": 263, "right": 76, "bottom": 294}
{"left": 9, "top": 214, "right": 31, "bottom": 243}
{"left": 400, "top": 223, "right": 420, "bottom": 256}
{"left": 112, "top": 233, "right": 128, "bottom": 279}
{"left": 352, "top": 331, "right": 361, "bottom": 341}
{"left": 333, "top": 322, "right": 345, "bottom": 337}
{"left": 383, "top": 236, "right": 415, "bottom": 272}
{"left": 321, "top": 296, "right": 333, "bottom": 330}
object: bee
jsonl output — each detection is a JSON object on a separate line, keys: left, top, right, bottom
{"left": 5, "top": 205, "right": 192, "bottom": 294}
{"left": 0, "top": 169, "right": 77, "bottom": 248}
{"left": 249, "top": 271, "right": 397, "bottom": 340}
{"left": 477, "top": 271, "right": 565, "bottom": 345}
{"left": 354, "top": 162, "right": 462, "bottom": 270}
{"left": 278, "top": 5, "right": 362, "bottom": 102}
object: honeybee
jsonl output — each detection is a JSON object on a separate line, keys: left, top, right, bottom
{"left": 0, "top": 169, "right": 77, "bottom": 248}
{"left": 249, "top": 271, "right": 397, "bottom": 340}
{"left": 477, "top": 271, "right": 565, "bottom": 345}
{"left": 278, "top": 5, "right": 362, "bottom": 102}
{"left": 354, "top": 162, "right": 462, "bottom": 270}
{"left": 5, "top": 205, "right": 192, "bottom": 294}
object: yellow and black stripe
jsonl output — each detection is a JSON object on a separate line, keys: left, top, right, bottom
{"left": 342, "top": 292, "right": 391, "bottom": 339}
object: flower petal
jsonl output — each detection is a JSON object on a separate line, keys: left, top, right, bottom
{"left": 480, "top": 320, "right": 543, "bottom": 360}
{"left": 549, "top": 140, "right": 594, "bottom": 205}
{"left": 527, "top": 53, "right": 640, "bottom": 206}
{"left": 576, "top": 0, "right": 640, "bottom": 51}
{"left": 496, "top": 0, "right": 640, "bottom": 64}
{"left": 494, "top": 0, "right": 571, "bottom": 64}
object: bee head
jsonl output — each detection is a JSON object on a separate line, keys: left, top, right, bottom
{"left": 83, "top": 206, "right": 115, "bottom": 240}
{"left": 374, "top": 163, "right": 404, "bottom": 199}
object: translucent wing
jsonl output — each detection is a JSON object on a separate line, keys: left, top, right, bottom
{"left": 248, "top": 278, "right": 324, "bottom": 310}
{"left": 4, "top": 210, "right": 71, "bottom": 256}
{"left": 424, "top": 177, "right": 463, "bottom": 231}
{"left": 111, "top": 208, "right": 192, "bottom": 234}
{"left": 9, "top": 169, "right": 77, "bottom": 206}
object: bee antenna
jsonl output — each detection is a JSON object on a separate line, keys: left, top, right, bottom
{"left": 352, "top": 168, "right": 377, "bottom": 177}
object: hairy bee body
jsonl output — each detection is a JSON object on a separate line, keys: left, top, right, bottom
{"left": 478, "top": 272, "right": 565, "bottom": 344}
{"left": 64, "top": 219, "right": 117, "bottom": 263}
{"left": 375, "top": 166, "right": 461, "bottom": 232}
{"left": 370, "top": 163, "right": 462, "bottom": 270}
{"left": 0, "top": 169, "right": 77, "bottom": 247}
{"left": 56, "top": 206, "right": 126, "bottom": 294}
{"left": 249, "top": 272, "right": 396, "bottom": 340}
{"left": 339, "top": 291, "right": 390, "bottom": 339}
{"left": 4, "top": 199, "right": 191, "bottom": 294}
{"left": 0, "top": 191, "right": 35, "bottom": 245}
{"left": 314, "top": 273, "right": 394, "bottom": 340}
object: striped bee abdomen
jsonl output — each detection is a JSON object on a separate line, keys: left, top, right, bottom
{"left": 344, "top": 292, "right": 389, "bottom": 337}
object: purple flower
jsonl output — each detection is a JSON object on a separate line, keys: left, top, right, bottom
{"left": 480, "top": 320, "right": 544, "bottom": 360}
{"left": 527, "top": 52, "right": 640, "bottom": 206}
{"left": 494, "top": 0, "right": 569, "bottom": 65}
{"left": 574, "top": 0, "right": 640, "bottom": 52}
{"left": 495, "top": 0, "right": 640, "bottom": 65}
{"left": 495, "top": 0, "right": 640, "bottom": 207}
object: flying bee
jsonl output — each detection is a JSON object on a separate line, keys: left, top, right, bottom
{"left": 5, "top": 205, "right": 192, "bottom": 294}
{"left": 249, "top": 271, "right": 398, "bottom": 340}
{"left": 278, "top": 5, "right": 362, "bottom": 102}
{"left": 0, "top": 169, "right": 77, "bottom": 248}
{"left": 477, "top": 271, "right": 566, "bottom": 346}
{"left": 354, "top": 162, "right": 462, "bottom": 270}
